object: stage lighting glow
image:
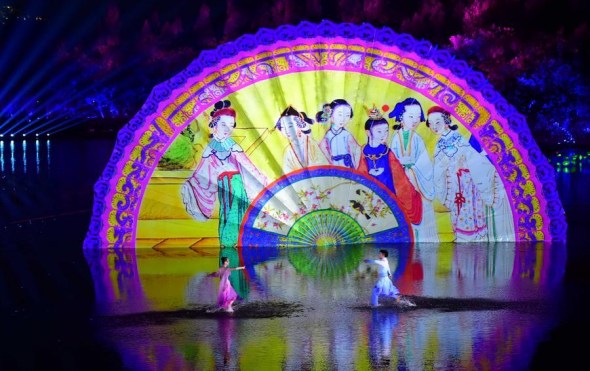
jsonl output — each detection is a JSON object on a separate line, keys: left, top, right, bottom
{"left": 0, "top": 4, "right": 82, "bottom": 111}
{"left": 1, "top": 50, "right": 143, "bottom": 136}
{"left": 0, "top": 49, "right": 143, "bottom": 136}
{"left": 0, "top": 5, "right": 116, "bottom": 136}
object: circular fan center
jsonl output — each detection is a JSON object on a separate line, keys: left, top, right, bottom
{"left": 316, "top": 235, "right": 338, "bottom": 247}
{"left": 285, "top": 209, "right": 366, "bottom": 247}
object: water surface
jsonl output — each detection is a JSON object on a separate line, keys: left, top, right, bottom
{"left": 1, "top": 139, "right": 589, "bottom": 370}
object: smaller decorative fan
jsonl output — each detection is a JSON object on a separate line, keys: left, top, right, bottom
{"left": 239, "top": 166, "right": 413, "bottom": 248}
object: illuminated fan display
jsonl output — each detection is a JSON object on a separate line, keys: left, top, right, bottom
{"left": 84, "top": 21, "right": 566, "bottom": 250}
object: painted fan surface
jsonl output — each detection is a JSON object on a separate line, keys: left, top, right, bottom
{"left": 240, "top": 166, "right": 412, "bottom": 248}
{"left": 84, "top": 21, "right": 566, "bottom": 250}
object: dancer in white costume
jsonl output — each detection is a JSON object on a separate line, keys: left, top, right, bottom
{"left": 364, "top": 249, "right": 401, "bottom": 307}
{"left": 389, "top": 98, "right": 439, "bottom": 242}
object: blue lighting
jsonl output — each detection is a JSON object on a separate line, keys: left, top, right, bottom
{"left": 35, "top": 139, "right": 39, "bottom": 174}
{"left": 0, "top": 137, "right": 53, "bottom": 174}
{"left": 10, "top": 140, "right": 14, "bottom": 173}
{"left": 0, "top": 1, "right": 124, "bottom": 137}
{"left": 23, "top": 139, "right": 26, "bottom": 173}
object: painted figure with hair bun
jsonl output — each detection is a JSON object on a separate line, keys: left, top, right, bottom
{"left": 316, "top": 99, "right": 361, "bottom": 169}
{"left": 357, "top": 105, "right": 423, "bottom": 227}
{"left": 427, "top": 106, "right": 497, "bottom": 242}
{"left": 276, "top": 105, "right": 329, "bottom": 173}
{"left": 389, "top": 98, "right": 439, "bottom": 242}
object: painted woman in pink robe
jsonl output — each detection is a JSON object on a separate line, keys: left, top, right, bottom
{"left": 182, "top": 100, "right": 268, "bottom": 247}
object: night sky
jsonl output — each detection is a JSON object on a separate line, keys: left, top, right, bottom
{"left": 1, "top": 0, "right": 589, "bottom": 147}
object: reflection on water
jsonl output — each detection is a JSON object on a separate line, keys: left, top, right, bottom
{"left": 0, "top": 138, "right": 115, "bottom": 224}
{"left": 547, "top": 150, "right": 590, "bottom": 210}
{"left": 549, "top": 149, "right": 590, "bottom": 174}
{"left": 0, "top": 139, "right": 51, "bottom": 175}
{"left": 85, "top": 242, "right": 566, "bottom": 370}
{"left": 0, "top": 139, "right": 583, "bottom": 369}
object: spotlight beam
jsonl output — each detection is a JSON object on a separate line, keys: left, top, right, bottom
{"left": 15, "top": 114, "right": 70, "bottom": 136}
{"left": 0, "top": 63, "right": 79, "bottom": 131}
{"left": 42, "top": 117, "right": 92, "bottom": 136}
{"left": 0, "top": 3, "right": 87, "bottom": 104}
{"left": 5, "top": 55, "right": 144, "bottom": 136}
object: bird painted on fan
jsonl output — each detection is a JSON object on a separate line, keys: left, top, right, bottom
{"left": 350, "top": 200, "right": 371, "bottom": 219}
{"left": 356, "top": 189, "right": 370, "bottom": 196}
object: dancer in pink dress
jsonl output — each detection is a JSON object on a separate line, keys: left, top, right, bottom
{"left": 208, "top": 257, "right": 245, "bottom": 312}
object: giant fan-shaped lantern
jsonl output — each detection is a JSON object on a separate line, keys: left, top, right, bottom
{"left": 84, "top": 21, "right": 566, "bottom": 250}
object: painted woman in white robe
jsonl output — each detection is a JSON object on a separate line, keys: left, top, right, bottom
{"left": 316, "top": 99, "right": 361, "bottom": 169}
{"left": 276, "top": 105, "right": 329, "bottom": 174}
{"left": 466, "top": 138, "right": 516, "bottom": 241}
{"left": 388, "top": 98, "right": 439, "bottom": 242}
{"left": 426, "top": 106, "right": 492, "bottom": 242}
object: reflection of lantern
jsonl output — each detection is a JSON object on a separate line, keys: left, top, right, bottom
{"left": 84, "top": 21, "right": 566, "bottom": 250}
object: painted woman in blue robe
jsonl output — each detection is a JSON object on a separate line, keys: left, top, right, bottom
{"left": 357, "top": 107, "right": 423, "bottom": 228}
